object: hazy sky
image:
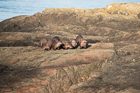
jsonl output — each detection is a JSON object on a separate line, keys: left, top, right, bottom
{"left": 43, "top": 0, "right": 140, "bottom": 8}
{"left": 0, "top": 0, "right": 140, "bottom": 21}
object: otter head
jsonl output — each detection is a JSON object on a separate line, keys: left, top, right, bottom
{"left": 43, "top": 44, "right": 50, "bottom": 50}
{"left": 55, "top": 41, "right": 62, "bottom": 49}
{"left": 80, "top": 39, "right": 87, "bottom": 48}
{"left": 71, "top": 39, "right": 77, "bottom": 48}
{"left": 82, "top": 39, "right": 87, "bottom": 43}
{"left": 57, "top": 41, "right": 62, "bottom": 46}
{"left": 66, "top": 42, "right": 72, "bottom": 49}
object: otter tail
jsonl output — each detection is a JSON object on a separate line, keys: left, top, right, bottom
{"left": 28, "top": 39, "right": 39, "bottom": 46}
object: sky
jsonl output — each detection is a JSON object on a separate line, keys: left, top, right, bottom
{"left": 0, "top": 0, "right": 140, "bottom": 21}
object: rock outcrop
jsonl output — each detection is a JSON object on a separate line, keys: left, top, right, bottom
{"left": 0, "top": 3, "right": 140, "bottom": 93}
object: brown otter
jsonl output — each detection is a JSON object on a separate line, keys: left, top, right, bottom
{"left": 60, "top": 40, "right": 72, "bottom": 49}
{"left": 80, "top": 39, "right": 87, "bottom": 49}
{"left": 71, "top": 39, "right": 77, "bottom": 48}
{"left": 52, "top": 36, "right": 60, "bottom": 42}
{"left": 30, "top": 38, "right": 48, "bottom": 47}
{"left": 76, "top": 35, "right": 87, "bottom": 49}
{"left": 43, "top": 40, "right": 54, "bottom": 50}
{"left": 76, "top": 35, "right": 84, "bottom": 44}
{"left": 52, "top": 41, "right": 62, "bottom": 50}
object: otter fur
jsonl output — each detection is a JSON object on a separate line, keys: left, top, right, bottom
{"left": 30, "top": 38, "right": 48, "bottom": 47}
{"left": 71, "top": 39, "right": 77, "bottom": 48}
{"left": 52, "top": 41, "right": 62, "bottom": 50}
{"left": 76, "top": 35, "right": 87, "bottom": 49}
{"left": 60, "top": 40, "right": 72, "bottom": 49}
{"left": 76, "top": 35, "right": 84, "bottom": 45}
{"left": 43, "top": 40, "right": 54, "bottom": 50}
{"left": 52, "top": 36, "right": 60, "bottom": 42}
{"left": 80, "top": 39, "right": 87, "bottom": 49}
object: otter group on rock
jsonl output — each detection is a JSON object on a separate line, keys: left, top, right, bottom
{"left": 30, "top": 35, "right": 87, "bottom": 51}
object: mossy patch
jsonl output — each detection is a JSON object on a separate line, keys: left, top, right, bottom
{"left": 105, "top": 3, "right": 140, "bottom": 18}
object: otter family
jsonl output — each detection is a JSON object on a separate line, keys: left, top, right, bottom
{"left": 30, "top": 35, "right": 87, "bottom": 50}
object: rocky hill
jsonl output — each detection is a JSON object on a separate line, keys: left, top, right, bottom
{"left": 0, "top": 3, "right": 140, "bottom": 93}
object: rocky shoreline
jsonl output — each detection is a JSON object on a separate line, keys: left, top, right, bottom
{"left": 0, "top": 3, "right": 140, "bottom": 93}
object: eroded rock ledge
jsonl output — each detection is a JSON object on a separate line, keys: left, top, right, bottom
{"left": 0, "top": 3, "right": 140, "bottom": 93}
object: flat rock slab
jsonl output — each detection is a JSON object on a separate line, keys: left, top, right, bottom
{"left": 0, "top": 43, "right": 115, "bottom": 92}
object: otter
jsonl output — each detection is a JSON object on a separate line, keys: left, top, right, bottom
{"left": 52, "top": 41, "right": 62, "bottom": 50}
{"left": 52, "top": 36, "right": 60, "bottom": 42}
{"left": 80, "top": 39, "right": 87, "bottom": 49}
{"left": 30, "top": 38, "right": 48, "bottom": 47}
{"left": 63, "top": 42, "right": 72, "bottom": 49}
{"left": 76, "top": 35, "right": 87, "bottom": 49}
{"left": 43, "top": 40, "right": 54, "bottom": 50}
{"left": 60, "top": 40, "right": 72, "bottom": 49}
{"left": 43, "top": 40, "right": 62, "bottom": 50}
{"left": 76, "top": 35, "right": 84, "bottom": 45}
{"left": 71, "top": 39, "right": 77, "bottom": 48}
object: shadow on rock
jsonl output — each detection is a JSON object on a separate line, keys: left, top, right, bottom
{"left": 0, "top": 64, "right": 42, "bottom": 89}
{"left": 0, "top": 40, "right": 33, "bottom": 47}
{"left": 86, "top": 39, "right": 100, "bottom": 43}
{"left": 86, "top": 44, "right": 91, "bottom": 48}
